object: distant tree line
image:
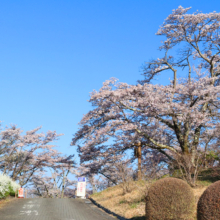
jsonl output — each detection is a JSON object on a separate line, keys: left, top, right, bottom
{"left": 0, "top": 125, "right": 76, "bottom": 197}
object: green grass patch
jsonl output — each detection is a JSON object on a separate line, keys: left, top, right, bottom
{"left": 196, "top": 180, "right": 213, "bottom": 187}
{"left": 130, "top": 202, "right": 139, "bottom": 209}
{"left": 119, "top": 200, "right": 126, "bottom": 204}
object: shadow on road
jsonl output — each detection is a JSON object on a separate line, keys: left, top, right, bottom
{"left": 129, "top": 216, "right": 145, "bottom": 220}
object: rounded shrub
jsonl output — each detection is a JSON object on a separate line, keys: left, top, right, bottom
{"left": 145, "top": 177, "right": 195, "bottom": 220}
{"left": 197, "top": 180, "right": 220, "bottom": 220}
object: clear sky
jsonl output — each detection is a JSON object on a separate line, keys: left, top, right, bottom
{"left": 0, "top": 0, "right": 219, "bottom": 163}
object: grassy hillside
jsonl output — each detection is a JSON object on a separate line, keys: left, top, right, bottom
{"left": 91, "top": 179, "right": 212, "bottom": 220}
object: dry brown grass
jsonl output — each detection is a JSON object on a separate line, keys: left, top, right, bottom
{"left": 91, "top": 180, "right": 151, "bottom": 219}
{"left": 0, "top": 196, "right": 16, "bottom": 209}
{"left": 91, "top": 179, "right": 210, "bottom": 219}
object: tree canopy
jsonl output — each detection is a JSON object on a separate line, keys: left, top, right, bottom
{"left": 72, "top": 6, "right": 220, "bottom": 186}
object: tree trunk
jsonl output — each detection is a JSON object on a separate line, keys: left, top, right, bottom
{"left": 61, "top": 176, "right": 65, "bottom": 198}
{"left": 137, "top": 143, "right": 142, "bottom": 180}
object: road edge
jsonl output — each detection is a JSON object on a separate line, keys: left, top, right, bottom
{"left": 89, "top": 197, "right": 128, "bottom": 220}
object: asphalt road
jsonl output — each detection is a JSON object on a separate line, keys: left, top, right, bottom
{"left": 0, "top": 198, "right": 117, "bottom": 220}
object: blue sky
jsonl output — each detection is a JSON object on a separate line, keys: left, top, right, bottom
{"left": 0, "top": 0, "right": 219, "bottom": 164}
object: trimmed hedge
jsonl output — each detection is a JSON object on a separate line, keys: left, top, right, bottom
{"left": 145, "top": 177, "right": 195, "bottom": 220}
{"left": 197, "top": 180, "right": 220, "bottom": 220}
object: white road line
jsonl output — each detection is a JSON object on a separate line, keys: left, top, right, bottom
{"left": 19, "top": 201, "right": 40, "bottom": 216}
{"left": 20, "top": 210, "right": 39, "bottom": 216}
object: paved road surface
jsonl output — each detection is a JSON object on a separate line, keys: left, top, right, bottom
{"left": 0, "top": 198, "right": 116, "bottom": 220}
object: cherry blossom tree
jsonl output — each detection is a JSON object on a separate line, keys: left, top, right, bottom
{"left": 72, "top": 6, "right": 220, "bottom": 186}
{"left": 31, "top": 171, "right": 56, "bottom": 198}
{"left": 141, "top": 6, "right": 220, "bottom": 86}
{"left": 141, "top": 149, "right": 168, "bottom": 180}
{"left": 0, "top": 125, "right": 63, "bottom": 187}
{"left": 78, "top": 154, "right": 134, "bottom": 187}
{"left": 28, "top": 154, "right": 77, "bottom": 198}
{"left": 85, "top": 174, "right": 110, "bottom": 193}
{"left": 50, "top": 154, "right": 77, "bottom": 198}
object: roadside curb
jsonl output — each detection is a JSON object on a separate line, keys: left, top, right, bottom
{"left": 89, "top": 197, "right": 128, "bottom": 220}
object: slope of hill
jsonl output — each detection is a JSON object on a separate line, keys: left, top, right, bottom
{"left": 91, "top": 180, "right": 210, "bottom": 219}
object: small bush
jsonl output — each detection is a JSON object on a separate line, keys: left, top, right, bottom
{"left": 197, "top": 180, "right": 220, "bottom": 220}
{"left": 145, "top": 177, "right": 195, "bottom": 220}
